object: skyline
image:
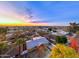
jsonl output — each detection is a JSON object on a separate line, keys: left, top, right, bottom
{"left": 0, "top": 1, "right": 79, "bottom": 26}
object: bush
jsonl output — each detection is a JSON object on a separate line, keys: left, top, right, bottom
{"left": 56, "top": 36, "right": 67, "bottom": 44}
{"left": 76, "top": 31, "right": 79, "bottom": 35}
{"left": 48, "top": 28, "right": 52, "bottom": 31}
{"left": 49, "top": 44, "right": 79, "bottom": 58}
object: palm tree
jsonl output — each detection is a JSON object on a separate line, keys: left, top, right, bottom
{"left": 0, "top": 28, "right": 7, "bottom": 34}
{"left": 0, "top": 28, "right": 7, "bottom": 41}
{"left": 69, "top": 22, "right": 79, "bottom": 33}
{"left": 15, "top": 38, "right": 26, "bottom": 57}
{"left": 0, "top": 42, "right": 8, "bottom": 55}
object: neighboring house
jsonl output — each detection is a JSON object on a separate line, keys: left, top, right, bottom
{"left": 26, "top": 37, "right": 50, "bottom": 49}
{"left": 51, "top": 30, "right": 68, "bottom": 36}
{"left": 51, "top": 32, "right": 58, "bottom": 36}
{"left": 24, "top": 36, "right": 54, "bottom": 58}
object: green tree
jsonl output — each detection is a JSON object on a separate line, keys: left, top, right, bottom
{"left": 0, "top": 28, "right": 7, "bottom": 34}
{"left": 0, "top": 42, "right": 8, "bottom": 54}
{"left": 0, "top": 28, "right": 7, "bottom": 41}
{"left": 56, "top": 36, "right": 68, "bottom": 44}
{"left": 48, "top": 27, "right": 52, "bottom": 31}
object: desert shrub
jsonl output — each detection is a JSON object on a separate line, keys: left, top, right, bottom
{"left": 49, "top": 44, "right": 79, "bottom": 58}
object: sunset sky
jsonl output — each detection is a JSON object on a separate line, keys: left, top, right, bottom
{"left": 0, "top": 1, "right": 79, "bottom": 26}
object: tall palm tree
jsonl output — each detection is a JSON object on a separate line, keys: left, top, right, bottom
{"left": 15, "top": 38, "right": 26, "bottom": 57}
{"left": 0, "top": 28, "right": 7, "bottom": 41}
{"left": 0, "top": 42, "right": 8, "bottom": 55}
